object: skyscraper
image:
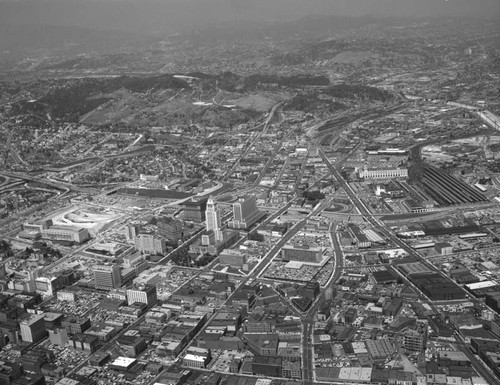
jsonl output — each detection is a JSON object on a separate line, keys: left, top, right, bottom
{"left": 205, "top": 196, "right": 221, "bottom": 232}
{"left": 205, "top": 196, "right": 225, "bottom": 243}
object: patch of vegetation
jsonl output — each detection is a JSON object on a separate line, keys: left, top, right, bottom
{"left": 244, "top": 74, "right": 330, "bottom": 89}
{"left": 303, "top": 191, "right": 325, "bottom": 201}
{"left": 9, "top": 100, "right": 48, "bottom": 116}
{"left": 324, "top": 84, "right": 394, "bottom": 102}
{"left": 284, "top": 93, "right": 346, "bottom": 112}
{"left": 0, "top": 81, "right": 21, "bottom": 97}
{"left": 488, "top": 143, "right": 500, "bottom": 152}
{"left": 0, "top": 240, "right": 13, "bottom": 258}
{"left": 192, "top": 106, "right": 259, "bottom": 128}
{"left": 212, "top": 71, "right": 331, "bottom": 93}
{"left": 171, "top": 248, "right": 216, "bottom": 267}
{"left": 25, "top": 75, "right": 191, "bottom": 122}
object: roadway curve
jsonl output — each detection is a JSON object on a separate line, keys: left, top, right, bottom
{"left": 301, "top": 223, "right": 344, "bottom": 385}
{"left": 319, "top": 148, "right": 500, "bottom": 384}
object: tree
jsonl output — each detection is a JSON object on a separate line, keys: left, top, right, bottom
{"left": 0, "top": 240, "right": 13, "bottom": 258}
{"left": 248, "top": 233, "right": 264, "bottom": 242}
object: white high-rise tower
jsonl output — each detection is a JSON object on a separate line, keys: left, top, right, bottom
{"left": 205, "top": 196, "right": 221, "bottom": 232}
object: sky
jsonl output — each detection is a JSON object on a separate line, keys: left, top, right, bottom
{"left": 0, "top": 0, "right": 498, "bottom": 35}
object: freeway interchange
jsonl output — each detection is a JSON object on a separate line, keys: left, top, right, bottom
{"left": 319, "top": 148, "right": 500, "bottom": 385}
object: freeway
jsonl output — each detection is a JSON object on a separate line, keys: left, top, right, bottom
{"left": 319, "top": 148, "right": 472, "bottom": 296}
{"left": 302, "top": 322, "right": 314, "bottom": 385}
{"left": 477, "top": 109, "right": 500, "bottom": 131}
{"left": 298, "top": 143, "right": 361, "bottom": 384}
{"left": 301, "top": 223, "right": 344, "bottom": 385}
{"left": 446, "top": 101, "right": 500, "bottom": 131}
{"left": 454, "top": 333, "right": 500, "bottom": 385}
{"left": 0, "top": 171, "right": 99, "bottom": 194}
{"left": 319, "top": 148, "right": 499, "bottom": 384}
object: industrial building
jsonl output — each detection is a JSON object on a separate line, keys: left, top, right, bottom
{"left": 348, "top": 224, "right": 372, "bottom": 249}
{"left": 411, "top": 273, "right": 466, "bottom": 301}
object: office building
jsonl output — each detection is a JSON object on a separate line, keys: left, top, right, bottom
{"left": 182, "top": 198, "right": 208, "bottom": 222}
{"left": 69, "top": 333, "right": 99, "bottom": 353}
{"left": 20, "top": 314, "right": 46, "bottom": 343}
{"left": 157, "top": 216, "right": 184, "bottom": 243}
{"left": 252, "top": 356, "right": 282, "bottom": 378}
{"left": 0, "top": 333, "right": 6, "bottom": 350}
{"left": 116, "top": 333, "right": 148, "bottom": 357}
{"left": 123, "top": 252, "right": 148, "bottom": 276}
{"left": 42, "top": 226, "right": 90, "bottom": 244}
{"left": 110, "top": 357, "right": 138, "bottom": 372}
{"left": 183, "top": 347, "right": 212, "bottom": 369}
{"left": 219, "top": 249, "right": 247, "bottom": 267}
{"left": 134, "top": 233, "right": 167, "bottom": 255}
{"left": 437, "top": 351, "right": 471, "bottom": 367}
{"left": 48, "top": 328, "right": 68, "bottom": 346}
{"left": 93, "top": 264, "right": 122, "bottom": 290}
{"left": 183, "top": 354, "right": 209, "bottom": 369}
{"left": 126, "top": 285, "right": 158, "bottom": 307}
{"left": 403, "top": 328, "right": 427, "bottom": 353}
{"left": 282, "top": 360, "right": 302, "bottom": 379}
{"left": 228, "top": 196, "right": 263, "bottom": 230}
{"left": 124, "top": 223, "right": 140, "bottom": 241}
{"left": 22, "top": 219, "right": 52, "bottom": 233}
{"left": 0, "top": 361, "right": 22, "bottom": 384}
{"left": 435, "top": 242, "right": 453, "bottom": 255}
{"left": 229, "top": 357, "right": 242, "bottom": 373}
{"left": 62, "top": 316, "right": 91, "bottom": 335}
{"left": 300, "top": 281, "right": 320, "bottom": 300}
{"left": 282, "top": 245, "right": 323, "bottom": 263}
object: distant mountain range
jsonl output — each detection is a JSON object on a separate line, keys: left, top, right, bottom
{"left": 0, "top": 0, "right": 498, "bottom": 37}
{"left": 0, "top": 23, "right": 150, "bottom": 54}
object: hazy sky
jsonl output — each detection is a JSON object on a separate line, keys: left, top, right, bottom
{"left": 0, "top": 0, "right": 499, "bottom": 34}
